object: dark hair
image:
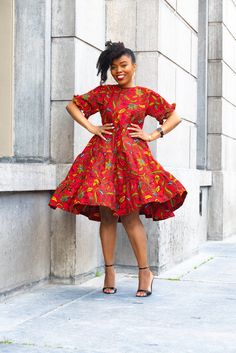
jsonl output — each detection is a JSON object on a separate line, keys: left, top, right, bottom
{"left": 96, "top": 40, "right": 136, "bottom": 85}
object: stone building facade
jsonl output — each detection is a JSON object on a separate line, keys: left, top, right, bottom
{"left": 0, "top": 0, "right": 235, "bottom": 297}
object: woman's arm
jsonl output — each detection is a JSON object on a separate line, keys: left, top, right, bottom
{"left": 148, "top": 111, "right": 182, "bottom": 142}
{"left": 66, "top": 101, "right": 95, "bottom": 133}
{"left": 66, "top": 101, "right": 114, "bottom": 141}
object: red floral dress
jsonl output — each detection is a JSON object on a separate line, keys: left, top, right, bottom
{"left": 48, "top": 84, "right": 187, "bottom": 222}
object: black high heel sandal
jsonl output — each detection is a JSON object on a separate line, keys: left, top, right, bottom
{"left": 136, "top": 266, "right": 154, "bottom": 297}
{"left": 102, "top": 264, "right": 117, "bottom": 294}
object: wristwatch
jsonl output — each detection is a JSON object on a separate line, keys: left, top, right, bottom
{"left": 156, "top": 127, "right": 164, "bottom": 138}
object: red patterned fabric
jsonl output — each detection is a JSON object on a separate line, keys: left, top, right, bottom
{"left": 48, "top": 84, "right": 187, "bottom": 222}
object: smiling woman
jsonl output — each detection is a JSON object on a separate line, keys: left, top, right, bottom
{"left": 48, "top": 40, "right": 187, "bottom": 298}
{"left": 110, "top": 56, "right": 136, "bottom": 86}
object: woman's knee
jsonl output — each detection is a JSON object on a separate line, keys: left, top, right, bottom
{"left": 120, "top": 208, "right": 140, "bottom": 227}
{"left": 99, "top": 206, "right": 119, "bottom": 224}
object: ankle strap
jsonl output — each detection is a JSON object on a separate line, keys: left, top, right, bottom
{"left": 105, "top": 264, "right": 114, "bottom": 267}
{"left": 139, "top": 266, "right": 149, "bottom": 270}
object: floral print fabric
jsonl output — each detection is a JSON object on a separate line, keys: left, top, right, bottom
{"left": 48, "top": 84, "right": 187, "bottom": 222}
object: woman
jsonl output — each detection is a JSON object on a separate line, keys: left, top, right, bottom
{"left": 48, "top": 41, "right": 187, "bottom": 297}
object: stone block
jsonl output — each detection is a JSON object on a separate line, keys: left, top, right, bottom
{"left": 223, "top": 0, "right": 236, "bottom": 39}
{"left": 157, "top": 54, "right": 176, "bottom": 102}
{"left": 51, "top": 37, "right": 75, "bottom": 100}
{"left": 176, "top": 66, "right": 197, "bottom": 123}
{"left": 0, "top": 163, "right": 55, "bottom": 191}
{"left": 75, "top": 217, "right": 102, "bottom": 277}
{"left": 74, "top": 39, "right": 101, "bottom": 92}
{"left": 207, "top": 134, "right": 222, "bottom": 170}
{"left": 106, "top": 0, "right": 136, "bottom": 50}
{"left": 50, "top": 208, "right": 76, "bottom": 281}
{"left": 208, "top": 22, "right": 222, "bottom": 60}
{"left": 135, "top": 52, "right": 159, "bottom": 90}
{"left": 191, "top": 32, "right": 198, "bottom": 77}
{"left": 14, "top": 0, "right": 50, "bottom": 158}
{"left": 177, "top": 0, "right": 199, "bottom": 31}
{"left": 158, "top": 0, "right": 192, "bottom": 72}
{"left": 207, "top": 61, "right": 222, "bottom": 97}
{"left": 208, "top": 171, "right": 223, "bottom": 240}
{"left": 222, "top": 135, "right": 236, "bottom": 171}
{"left": 51, "top": 101, "right": 74, "bottom": 163}
{"left": 223, "top": 25, "right": 236, "bottom": 73}
{"left": 222, "top": 61, "right": 236, "bottom": 106}
{"left": 208, "top": 97, "right": 236, "bottom": 139}
{"left": 136, "top": 0, "right": 159, "bottom": 51}
{"left": 0, "top": 0, "right": 13, "bottom": 157}
{"left": 52, "top": 0, "right": 75, "bottom": 37}
{"left": 208, "top": 0, "right": 222, "bottom": 22}
{"left": 154, "top": 120, "right": 192, "bottom": 169}
{"left": 207, "top": 97, "right": 222, "bottom": 134}
{"left": 222, "top": 171, "right": 236, "bottom": 237}
{"left": 76, "top": 0, "right": 105, "bottom": 50}
{"left": 0, "top": 192, "right": 50, "bottom": 294}
{"left": 208, "top": 170, "right": 236, "bottom": 240}
{"left": 73, "top": 40, "right": 103, "bottom": 156}
{"left": 222, "top": 98, "right": 236, "bottom": 139}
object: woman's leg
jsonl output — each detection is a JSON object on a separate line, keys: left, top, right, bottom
{"left": 120, "top": 208, "right": 154, "bottom": 297}
{"left": 99, "top": 205, "right": 119, "bottom": 293}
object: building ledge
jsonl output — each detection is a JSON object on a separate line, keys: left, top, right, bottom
{"left": 0, "top": 163, "right": 213, "bottom": 192}
{"left": 0, "top": 163, "right": 71, "bottom": 192}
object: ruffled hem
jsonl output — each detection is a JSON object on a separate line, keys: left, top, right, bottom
{"left": 48, "top": 188, "right": 187, "bottom": 222}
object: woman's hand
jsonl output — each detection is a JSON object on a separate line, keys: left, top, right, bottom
{"left": 89, "top": 123, "right": 114, "bottom": 141}
{"left": 127, "top": 123, "right": 152, "bottom": 142}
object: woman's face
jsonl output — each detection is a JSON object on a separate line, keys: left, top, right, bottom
{"left": 110, "top": 54, "right": 136, "bottom": 87}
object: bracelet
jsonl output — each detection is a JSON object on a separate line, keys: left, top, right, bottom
{"left": 156, "top": 127, "right": 164, "bottom": 138}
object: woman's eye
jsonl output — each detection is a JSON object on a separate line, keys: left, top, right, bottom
{"left": 111, "top": 65, "right": 127, "bottom": 69}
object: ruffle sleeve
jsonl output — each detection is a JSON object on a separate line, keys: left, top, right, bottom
{"left": 145, "top": 89, "right": 176, "bottom": 125}
{"left": 72, "top": 84, "right": 106, "bottom": 119}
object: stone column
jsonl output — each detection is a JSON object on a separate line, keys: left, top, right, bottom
{"left": 207, "top": 0, "right": 236, "bottom": 239}
{"left": 50, "top": 0, "right": 77, "bottom": 282}
{"left": 50, "top": 0, "right": 106, "bottom": 283}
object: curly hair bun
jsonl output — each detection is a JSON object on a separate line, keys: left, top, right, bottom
{"left": 96, "top": 40, "right": 136, "bottom": 85}
{"left": 105, "top": 40, "right": 125, "bottom": 50}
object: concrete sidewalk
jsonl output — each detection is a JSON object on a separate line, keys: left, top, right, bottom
{"left": 0, "top": 236, "right": 236, "bottom": 353}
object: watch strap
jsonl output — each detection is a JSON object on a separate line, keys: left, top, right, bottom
{"left": 156, "top": 127, "right": 164, "bottom": 138}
